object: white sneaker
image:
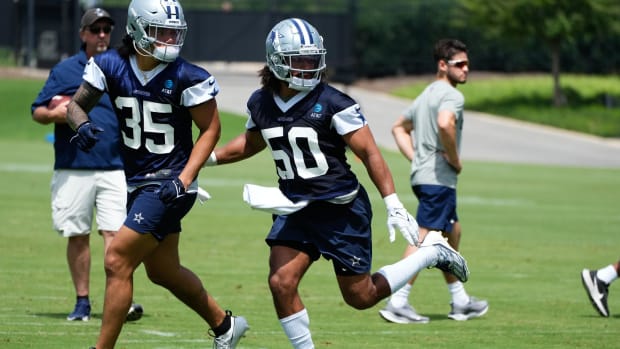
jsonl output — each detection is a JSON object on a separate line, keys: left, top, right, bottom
{"left": 379, "top": 302, "right": 430, "bottom": 324}
{"left": 447, "top": 297, "right": 489, "bottom": 321}
{"left": 422, "top": 231, "right": 469, "bottom": 282}
{"left": 212, "top": 311, "right": 249, "bottom": 349}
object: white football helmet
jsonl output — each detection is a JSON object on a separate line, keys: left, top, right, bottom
{"left": 126, "top": 0, "right": 187, "bottom": 62}
{"left": 266, "top": 18, "right": 327, "bottom": 91}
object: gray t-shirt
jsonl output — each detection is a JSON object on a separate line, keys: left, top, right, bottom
{"left": 403, "top": 80, "right": 464, "bottom": 188}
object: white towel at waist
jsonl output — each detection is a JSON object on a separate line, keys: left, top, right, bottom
{"left": 242, "top": 184, "right": 309, "bottom": 215}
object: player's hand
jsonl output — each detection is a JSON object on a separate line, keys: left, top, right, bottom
{"left": 70, "top": 121, "right": 103, "bottom": 152}
{"left": 384, "top": 193, "right": 419, "bottom": 246}
{"left": 159, "top": 177, "right": 186, "bottom": 203}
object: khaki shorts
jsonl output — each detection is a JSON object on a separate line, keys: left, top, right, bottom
{"left": 51, "top": 169, "right": 126, "bottom": 237}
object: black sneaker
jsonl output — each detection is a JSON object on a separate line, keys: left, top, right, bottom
{"left": 581, "top": 269, "right": 610, "bottom": 317}
{"left": 126, "top": 303, "right": 144, "bottom": 322}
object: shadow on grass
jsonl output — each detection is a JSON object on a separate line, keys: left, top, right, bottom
{"left": 29, "top": 312, "right": 148, "bottom": 323}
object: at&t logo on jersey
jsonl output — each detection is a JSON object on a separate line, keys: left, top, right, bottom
{"left": 310, "top": 103, "right": 323, "bottom": 119}
{"left": 161, "top": 79, "right": 174, "bottom": 95}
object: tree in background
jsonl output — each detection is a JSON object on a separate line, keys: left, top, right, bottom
{"left": 458, "top": 0, "right": 620, "bottom": 107}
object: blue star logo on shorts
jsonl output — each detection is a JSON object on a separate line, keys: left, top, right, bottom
{"left": 133, "top": 212, "right": 144, "bottom": 224}
{"left": 350, "top": 256, "right": 361, "bottom": 267}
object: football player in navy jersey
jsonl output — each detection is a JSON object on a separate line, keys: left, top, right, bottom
{"left": 31, "top": 7, "right": 142, "bottom": 324}
{"left": 206, "top": 18, "right": 469, "bottom": 349}
{"left": 66, "top": 1, "right": 248, "bottom": 348}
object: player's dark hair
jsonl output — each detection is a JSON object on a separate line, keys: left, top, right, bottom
{"left": 259, "top": 65, "right": 281, "bottom": 93}
{"left": 434, "top": 39, "right": 467, "bottom": 62}
{"left": 117, "top": 34, "right": 137, "bottom": 59}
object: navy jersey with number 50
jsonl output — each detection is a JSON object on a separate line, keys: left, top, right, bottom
{"left": 83, "top": 49, "right": 219, "bottom": 187}
{"left": 246, "top": 82, "right": 366, "bottom": 203}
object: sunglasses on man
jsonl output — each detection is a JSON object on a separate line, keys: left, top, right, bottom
{"left": 447, "top": 59, "right": 469, "bottom": 69}
{"left": 88, "top": 25, "right": 112, "bottom": 34}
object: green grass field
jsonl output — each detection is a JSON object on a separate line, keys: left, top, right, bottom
{"left": 1, "top": 78, "right": 619, "bottom": 348}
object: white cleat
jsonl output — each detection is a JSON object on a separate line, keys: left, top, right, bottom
{"left": 212, "top": 311, "right": 250, "bottom": 349}
{"left": 422, "top": 230, "right": 469, "bottom": 282}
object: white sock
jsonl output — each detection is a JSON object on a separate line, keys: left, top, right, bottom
{"left": 448, "top": 281, "right": 469, "bottom": 306}
{"left": 378, "top": 245, "right": 438, "bottom": 293}
{"left": 280, "top": 308, "right": 314, "bottom": 349}
{"left": 597, "top": 265, "right": 619, "bottom": 285}
{"left": 389, "top": 284, "right": 412, "bottom": 308}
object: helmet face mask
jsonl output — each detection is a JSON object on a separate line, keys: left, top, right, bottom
{"left": 266, "top": 18, "right": 326, "bottom": 91}
{"left": 127, "top": 0, "right": 187, "bottom": 62}
{"left": 147, "top": 25, "right": 186, "bottom": 61}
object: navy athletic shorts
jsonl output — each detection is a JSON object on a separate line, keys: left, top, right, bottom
{"left": 412, "top": 184, "right": 458, "bottom": 233}
{"left": 266, "top": 186, "right": 373, "bottom": 276}
{"left": 125, "top": 185, "right": 197, "bottom": 241}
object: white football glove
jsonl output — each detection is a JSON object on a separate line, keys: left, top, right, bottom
{"left": 384, "top": 193, "right": 420, "bottom": 246}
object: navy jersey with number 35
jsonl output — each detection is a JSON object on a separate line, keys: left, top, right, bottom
{"left": 247, "top": 82, "right": 366, "bottom": 203}
{"left": 83, "top": 49, "right": 219, "bottom": 187}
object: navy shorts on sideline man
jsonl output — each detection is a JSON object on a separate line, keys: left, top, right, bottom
{"left": 266, "top": 186, "right": 373, "bottom": 276}
{"left": 413, "top": 184, "right": 458, "bottom": 233}
{"left": 125, "top": 185, "right": 197, "bottom": 241}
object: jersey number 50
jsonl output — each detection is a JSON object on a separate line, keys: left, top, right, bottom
{"left": 262, "top": 126, "right": 328, "bottom": 180}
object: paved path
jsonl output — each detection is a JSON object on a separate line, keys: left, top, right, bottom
{"left": 206, "top": 63, "right": 620, "bottom": 168}
{"left": 10, "top": 64, "right": 618, "bottom": 168}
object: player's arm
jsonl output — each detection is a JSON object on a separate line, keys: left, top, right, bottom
{"left": 207, "top": 130, "right": 266, "bottom": 166}
{"left": 345, "top": 125, "right": 419, "bottom": 246}
{"left": 64, "top": 81, "right": 105, "bottom": 152}
{"left": 391, "top": 115, "right": 414, "bottom": 162}
{"left": 66, "top": 81, "right": 104, "bottom": 130}
{"left": 345, "top": 125, "right": 396, "bottom": 198}
{"left": 437, "top": 109, "right": 461, "bottom": 174}
{"left": 178, "top": 99, "right": 222, "bottom": 188}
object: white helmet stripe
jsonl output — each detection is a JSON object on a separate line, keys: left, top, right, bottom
{"left": 290, "top": 18, "right": 313, "bottom": 45}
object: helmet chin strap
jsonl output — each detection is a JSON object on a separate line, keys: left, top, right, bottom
{"left": 133, "top": 41, "right": 152, "bottom": 58}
